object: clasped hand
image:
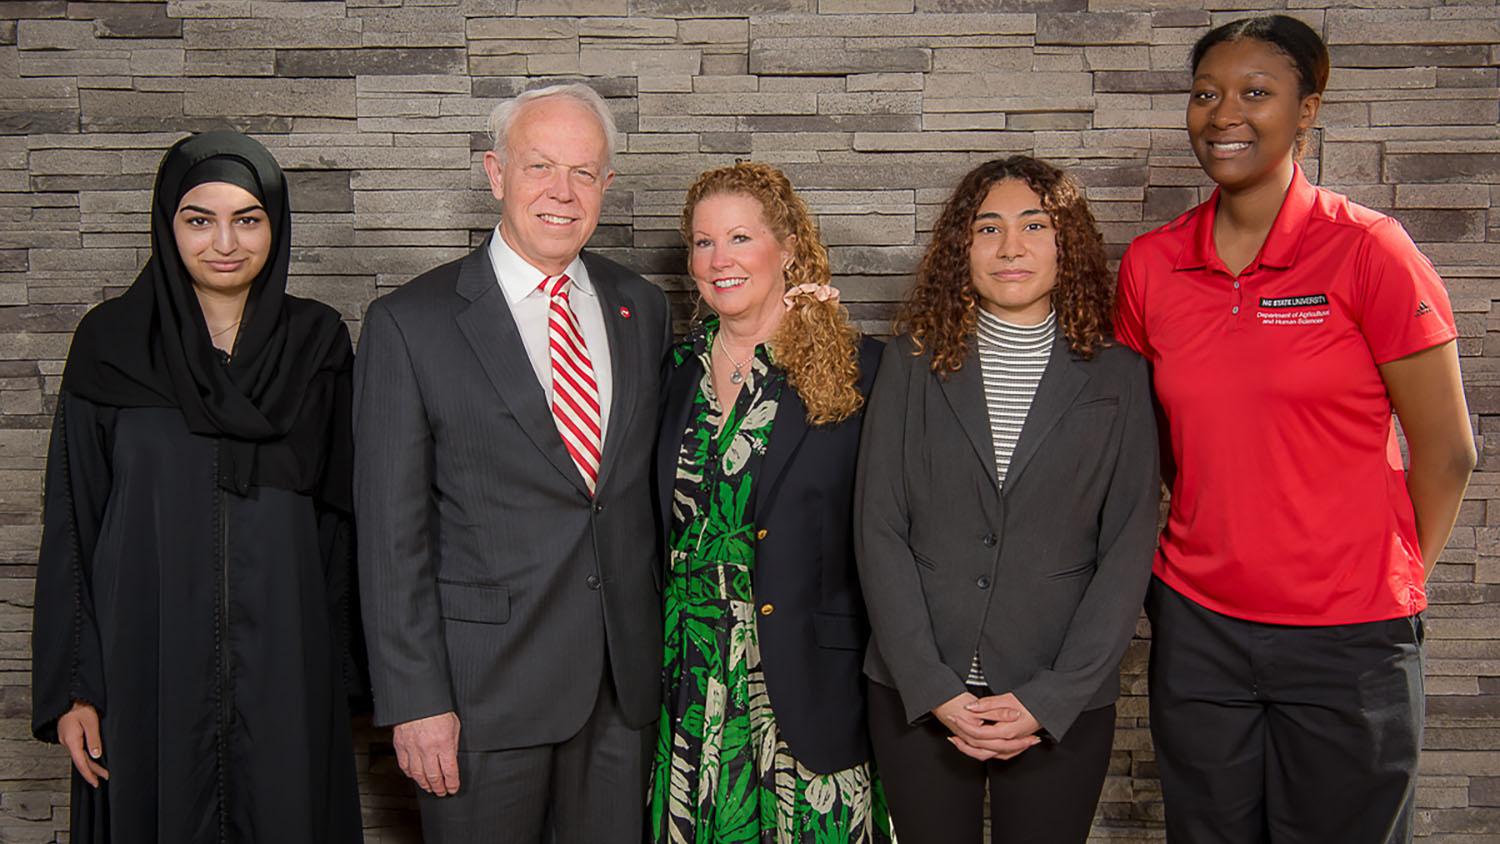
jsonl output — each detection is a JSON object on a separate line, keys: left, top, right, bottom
{"left": 932, "top": 691, "right": 1042, "bottom": 761}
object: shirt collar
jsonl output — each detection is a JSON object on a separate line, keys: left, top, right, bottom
{"left": 487, "top": 224, "right": 593, "bottom": 304}
{"left": 1177, "top": 162, "right": 1317, "bottom": 274}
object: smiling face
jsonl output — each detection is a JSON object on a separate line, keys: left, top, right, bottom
{"left": 1188, "top": 37, "right": 1321, "bottom": 195}
{"left": 967, "top": 179, "right": 1059, "bottom": 326}
{"left": 689, "top": 192, "right": 796, "bottom": 331}
{"left": 172, "top": 181, "right": 271, "bottom": 297}
{"left": 484, "top": 95, "right": 614, "bottom": 276}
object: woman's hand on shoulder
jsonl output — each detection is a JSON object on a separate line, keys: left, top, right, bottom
{"left": 58, "top": 701, "right": 108, "bottom": 787}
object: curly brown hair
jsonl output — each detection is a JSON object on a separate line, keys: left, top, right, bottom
{"left": 897, "top": 155, "right": 1114, "bottom": 374}
{"left": 681, "top": 162, "right": 863, "bottom": 425}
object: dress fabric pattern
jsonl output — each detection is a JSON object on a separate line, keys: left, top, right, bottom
{"left": 649, "top": 321, "right": 892, "bottom": 844}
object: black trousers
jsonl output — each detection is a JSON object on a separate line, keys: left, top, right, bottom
{"left": 1147, "top": 577, "right": 1425, "bottom": 844}
{"left": 416, "top": 667, "right": 654, "bottom": 844}
{"left": 867, "top": 681, "right": 1114, "bottom": 844}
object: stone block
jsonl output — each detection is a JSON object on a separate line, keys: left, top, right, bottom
{"left": 678, "top": 18, "right": 746, "bottom": 44}
{"left": 579, "top": 16, "right": 676, "bottom": 39}
{"left": 15, "top": 18, "right": 96, "bottom": 50}
{"left": 749, "top": 12, "right": 1032, "bottom": 38}
{"left": 1094, "top": 71, "right": 1187, "bottom": 94}
{"left": 579, "top": 46, "right": 701, "bottom": 77}
{"left": 17, "top": 49, "right": 130, "bottom": 77}
{"left": 185, "top": 78, "right": 356, "bottom": 118}
{"left": 1388, "top": 209, "right": 1487, "bottom": 243}
{"left": 353, "top": 8, "right": 466, "bottom": 47}
{"left": 916, "top": 0, "right": 1083, "bottom": 9}
{"left": 275, "top": 47, "right": 466, "bottom": 77}
{"left": 1332, "top": 44, "right": 1491, "bottom": 69}
{"left": 1037, "top": 12, "right": 1149, "bottom": 46}
{"left": 700, "top": 52, "right": 747, "bottom": 76}
{"left": 184, "top": 47, "right": 275, "bottom": 76}
{"left": 0, "top": 0, "right": 64, "bottom": 17}
{"left": 641, "top": 92, "right": 816, "bottom": 116}
{"left": 930, "top": 47, "right": 1032, "bottom": 72}
{"left": 752, "top": 45, "right": 930, "bottom": 75}
{"left": 182, "top": 17, "right": 363, "bottom": 49}
{"left": 819, "top": 92, "right": 920, "bottom": 116}
{"left": 698, "top": 132, "right": 750, "bottom": 154}
{"left": 1329, "top": 20, "right": 1500, "bottom": 46}
{"left": 166, "top": 0, "right": 254, "bottom": 15}
{"left": 635, "top": 0, "right": 805, "bottom": 13}
{"left": 1322, "top": 142, "right": 1381, "bottom": 184}
{"left": 517, "top": 0, "right": 626, "bottom": 13}
{"left": 1372, "top": 99, "right": 1500, "bottom": 128}
{"left": 639, "top": 75, "right": 693, "bottom": 93}
{"left": 820, "top": 0, "right": 910, "bottom": 10}
{"left": 739, "top": 112, "right": 921, "bottom": 133}
{"left": 0, "top": 111, "right": 79, "bottom": 135}
{"left": 287, "top": 170, "right": 353, "bottom": 214}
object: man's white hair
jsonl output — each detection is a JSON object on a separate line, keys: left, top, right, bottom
{"left": 486, "top": 83, "right": 617, "bottom": 172}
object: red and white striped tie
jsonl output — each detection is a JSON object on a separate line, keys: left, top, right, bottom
{"left": 543, "top": 274, "right": 601, "bottom": 494}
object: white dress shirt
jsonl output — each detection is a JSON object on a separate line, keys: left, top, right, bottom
{"left": 487, "top": 226, "right": 614, "bottom": 446}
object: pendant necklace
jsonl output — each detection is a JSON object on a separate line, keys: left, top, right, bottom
{"left": 717, "top": 333, "right": 755, "bottom": 385}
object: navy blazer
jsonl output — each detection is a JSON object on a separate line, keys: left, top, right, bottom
{"left": 656, "top": 334, "right": 884, "bottom": 775}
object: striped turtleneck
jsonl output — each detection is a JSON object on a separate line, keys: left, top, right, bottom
{"left": 967, "top": 307, "right": 1056, "bottom": 686}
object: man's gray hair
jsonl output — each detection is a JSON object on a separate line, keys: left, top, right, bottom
{"left": 487, "top": 83, "right": 617, "bottom": 172}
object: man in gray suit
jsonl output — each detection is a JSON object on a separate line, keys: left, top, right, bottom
{"left": 353, "top": 83, "right": 669, "bottom": 843}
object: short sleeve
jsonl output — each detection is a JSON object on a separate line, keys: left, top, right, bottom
{"left": 1356, "top": 216, "right": 1457, "bottom": 365}
{"left": 1114, "top": 244, "right": 1153, "bottom": 359}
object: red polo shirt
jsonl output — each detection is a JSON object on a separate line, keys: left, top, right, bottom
{"left": 1116, "top": 165, "right": 1456, "bottom": 625}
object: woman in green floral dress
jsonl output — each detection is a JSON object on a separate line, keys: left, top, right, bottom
{"left": 649, "top": 162, "right": 893, "bottom": 844}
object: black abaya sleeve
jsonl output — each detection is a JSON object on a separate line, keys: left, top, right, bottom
{"left": 32, "top": 391, "right": 115, "bottom": 743}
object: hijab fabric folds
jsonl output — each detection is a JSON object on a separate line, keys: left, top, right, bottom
{"left": 60, "top": 130, "right": 352, "bottom": 509}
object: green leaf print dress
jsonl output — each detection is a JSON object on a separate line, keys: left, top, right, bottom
{"left": 649, "top": 320, "right": 894, "bottom": 844}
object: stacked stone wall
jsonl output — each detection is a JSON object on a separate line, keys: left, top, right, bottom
{"left": 1, "top": 1, "right": 1497, "bottom": 840}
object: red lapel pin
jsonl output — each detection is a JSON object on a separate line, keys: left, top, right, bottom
{"left": 619, "top": 306, "right": 631, "bottom": 318}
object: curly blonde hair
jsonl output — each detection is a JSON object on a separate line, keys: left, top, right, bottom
{"left": 898, "top": 155, "right": 1113, "bottom": 374}
{"left": 681, "top": 162, "right": 863, "bottom": 426}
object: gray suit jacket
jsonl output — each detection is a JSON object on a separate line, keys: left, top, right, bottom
{"left": 353, "top": 242, "right": 670, "bottom": 750}
{"left": 854, "top": 332, "right": 1159, "bottom": 739}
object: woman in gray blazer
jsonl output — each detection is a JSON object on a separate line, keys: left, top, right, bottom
{"left": 854, "top": 155, "right": 1160, "bottom": 844}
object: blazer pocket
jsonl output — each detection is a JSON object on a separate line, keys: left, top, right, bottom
{"left": 1069, "top": 395, "right": 1119, "bottom": 411}
{"left": 910, "top": 549, "right": 938, "bottom": 571}
{"left": 436, "top": 579, "right": 511, "bottom": 624}
{"left": 814, "top": 612, "right": 866, "bottom": 651}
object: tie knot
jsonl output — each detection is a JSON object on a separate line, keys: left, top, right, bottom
{"left": 544, "top": 273, "right": 572, "bottom": 300}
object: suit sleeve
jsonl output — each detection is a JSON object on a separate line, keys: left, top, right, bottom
{"left": 1010, "top": 351, "right": 1161, "bottom": 739}
{"left": 32, "top": 391, "right": 112, "bottom": 742}
{"left": 353, "top": 300, "right": 456, "bottom": 726}
{"left": 854, "top": 341, "right": 968, "bottom": 723}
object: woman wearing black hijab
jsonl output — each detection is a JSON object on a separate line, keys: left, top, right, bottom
{"left": 31, "top": 130, "right": 363, "bottom": 843}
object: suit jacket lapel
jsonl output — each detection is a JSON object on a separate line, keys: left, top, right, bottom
{"left": 936, "top": 346, "right": 999, "bottom": 488}
{"left": 754, "top": 378, "right": 809, "bottom": 519}
{"left": 1004, "top": 333, "right": 1086, "bottom": 493}
{"left": 453, "top": 241, "right": 589, "bottom": 495}
{"left": 585, "top": 253, "right": 640, "bottom": 495}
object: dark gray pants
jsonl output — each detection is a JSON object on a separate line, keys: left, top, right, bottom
{"left": 416, "top": 669, "right": 653, "bottom": 844}
{"left": 1147, "top": 577, "right": 1425, "bottom": 844}
{"left": 867, "top": 681, "right": 1115, "bottom": 844}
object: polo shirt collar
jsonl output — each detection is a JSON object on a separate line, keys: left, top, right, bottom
{"left": 487, "top": 223, "right": 592, "bottom": 304}
{"left": 1176, "top": 162, "right": 1317, "bottom": 274}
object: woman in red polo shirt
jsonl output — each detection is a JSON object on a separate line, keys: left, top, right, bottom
{"left": 1116, "top": 15, "right": 1476, "bottom": 843}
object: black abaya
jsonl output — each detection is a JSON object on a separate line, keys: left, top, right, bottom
{"left": 30, "top": 130, "right": 363, "bottom": 843}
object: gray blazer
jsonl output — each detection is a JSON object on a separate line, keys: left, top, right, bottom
{"left": 353, "top": 242, "right": 670, "bottom": 750}
{"left": 854, "top": 332, "right": 1159, "bottom": 739}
